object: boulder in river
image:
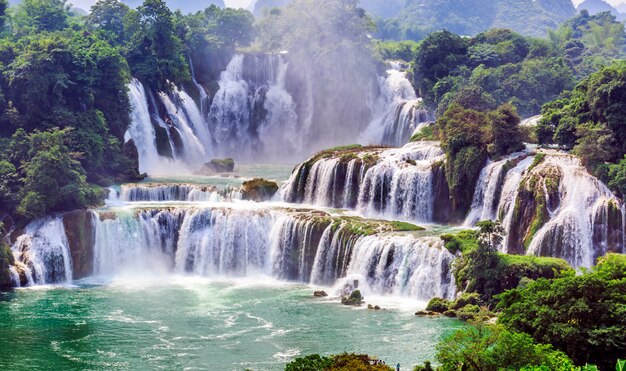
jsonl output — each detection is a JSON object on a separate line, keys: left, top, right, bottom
{"left": 314, "top": 290, "right": 328, "bottom": 297}
{"left": 200, "top": 158, "right": 235, "bottom": 174}
{"left": 241, "top": 178, "right": 279, "bottom": 202}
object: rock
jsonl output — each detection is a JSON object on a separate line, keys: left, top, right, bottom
{"left": 200, "top": 158, "right": 235, "bottom": 174}
{"left": 63, "top": 210, "right": 95, "bottom": 280}
{"left": 241, "top": 178, "right": 279, "bottom": 202}
{"left": 368, "top": 304, "right": 381, "bottom": 310}
{"left": 341, "top": 289, "right": 364, "bottom": 306}
{"left": 314, "top": 290, "right": 328, "bottom": 297}
{"left": 374, "top": 305, "right": 381, "bottom": 310}
{"left": 415, "top": 310, "right": 440, "bottom": 316}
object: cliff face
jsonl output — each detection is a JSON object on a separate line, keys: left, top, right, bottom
{"left": 63, "top": 211, "right": 96, "bottom": 280}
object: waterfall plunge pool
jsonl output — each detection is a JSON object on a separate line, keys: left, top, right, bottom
{"left": 0, "top": 277, "right": 462, "bottom": 370}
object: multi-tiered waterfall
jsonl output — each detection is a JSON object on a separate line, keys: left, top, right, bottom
{"left": 125, "top": 54, "right": 429, "bottom": 172}
{"left": 281, "top": 142, "right": 447, "bottom": 223}
{"left": 464, "top": 150, "right": 625, "bottom": 267}
{"left": 9, "top": 206, "right": 455, "bottom": 301}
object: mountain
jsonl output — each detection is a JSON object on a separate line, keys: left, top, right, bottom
{"left": 380, "top": 0, "right": 576, "bottom": 40}
{"left": 577, "top": 0, "right": 626, "bottom": 20}
{"left": 578, "top": 0, "right": 618, "bottom": 14}
{"left": 253, "top": 0, "right": 403, "bottom": 18}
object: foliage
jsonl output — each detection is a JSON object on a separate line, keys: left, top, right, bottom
{"left": 497, "top": 254, "right": 626, "bottom": 370}
{"left": 284, "top": 353, "right": 392, "bottom": 371}
{"left": 410, "top": 28, "right": 575, "bottom": 118}
{"left": 446, "top": 223, "right": 571, "bottom": 304}
{"left": 436, "top": 103, "right": 524, "bottom": 216}
{"left": 0, "top": 233, "right": 15, "bottom": 289}
{"left": 124, "top": 0, "right": 189, "bottom": 91}
{"left": 374, "top": 40, "right": 419, "bottom": 62}
{"left": 547, "top": 10, "right": 626, "bottom": 78}
{"left": 13, "top": 0, "right": 69, "bottom": 35}
{"left": 285, "top": 354, "right": 333, "bottom": 371}
{"left": 436, "top": 324, "right": 576, "bottom": 371}
{"left": 537, "top": 60, "right": 626, "bottom": 193}
{"left": 86, "top": 0, "right": 131, "bottom": 44}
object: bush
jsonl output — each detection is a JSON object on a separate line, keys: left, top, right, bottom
{"left": 426, "top": 297, "right": 452, "bottom": 313}
{"left": 497, "top": 254, "right": 626, "bottom": 369}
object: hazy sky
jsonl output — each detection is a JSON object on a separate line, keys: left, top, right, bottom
{"left": 55, "top": 0, "right": 626, "bottom": 12}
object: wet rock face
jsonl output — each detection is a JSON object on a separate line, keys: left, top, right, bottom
{"left": 241, "top": 178, "right": 279, "bottom": 202}
{"left": 63, "top": 211, "right": 95, "bottom": 280}
{"left": 507, "top": 164, "right": 562, "bottom": 254}
{"left": 431, "top": 162, "right": 452, "bottom": 223}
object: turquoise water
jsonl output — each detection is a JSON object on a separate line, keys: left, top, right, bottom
{"left": 141, "top": 164, "right": 296, "bottom": 188}
{"left": 0, "top": 277, "right": 462, "bottom": 370}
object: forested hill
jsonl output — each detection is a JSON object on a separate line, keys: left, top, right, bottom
{"left": 378, "top": 0, "right": 577, "bottom": 40}
{"left": 8, "top": 0, "right": 226, "bottom": 13}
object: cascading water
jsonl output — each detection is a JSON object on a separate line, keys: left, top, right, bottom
{"left": 525, "top": 154, "right": 623, "bottom": 268}
{"left": 339, "top": 236, "right": 456, "bottom": 300}
{"left": 281, "top": 142, "right": 446, "bottom": 223}
{"left": 464, "top": 150, "right": 625, "bottom": 267}
{"left": 75, "top": 205, "right": 456, "bottom": 300}
{"left": 10, "top": 217, "right": 73, "bottom": 286}
{"left": 361, "top": 61, "right": 432, "bottom": 147}
{"left": 119, "top": 184, "right": 241, "bottom": 202}
{"left": 464, "top": 151, "right": 530, "bottom": 227}
{"left": 125, "top": 79, "right": 161, "bottom": 174}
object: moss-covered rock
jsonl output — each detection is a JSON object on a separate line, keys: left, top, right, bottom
{"left": 341, "top": 289, "right": 364, "bottom": 306}
{"left": 0, "top": 239, "right": 15, "bottom": 290}
{"left": 63, "top": 210, "right": 95, "bottom": 280}
{"left": 241, "top": 178, "right": 279, "bottom": 202}
{"left": 446, "top": 146, "right": 488, "bottom": 220}
{"left": 432, "top": 161, "right": 453, "bottom": 223}
{"left": 425, "top": 297, "right": 452, "bottom": 313}
{"left": 200, "top": 158, "right": 235, "bottom": 174}
{"left": 507, "top": 161, "right": 562, "bottom": 253}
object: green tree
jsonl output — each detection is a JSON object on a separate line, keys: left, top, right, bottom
{"left": 13, "top": 0, "right": 69, "bottom": 35}
{"left": 436, "top": 324, "right": 575, "bottom": 371}
{"left": 125, "top": 0, "right": 189, "bottom": 90}
{"left": 487, "top": 103, "right": 524, "bottom": 158}
{"left": 412, "top": 30, "right": 468, "bottom": 105}
{"left": 497, "top": 254, "right": 626, "bottom": 370}
{"left": 87, "top": 0, "right": 130, "bottom": 43}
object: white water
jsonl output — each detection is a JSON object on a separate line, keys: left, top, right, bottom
{"left": 282, "top": 142, "right": 445, "bottom": 223}
{"left": 465, "top": 151, "right": 530, "bottom": 227}
{"left": 86, "top": 205, "right": 455, "bottom": 301}
{"left": 129, "top": 55, "right": 430, "bottom": 174}
{"left": 10, "top": 217, "right": 73, "bottom": 286}
{"left": 525, "top": 154, "right": 620, "bottom": 267}
{"left": 361, "top": 61, "right": 432, "bottom": 147}
{"left": 125, "top": 79, "right": 161, "bottom": 174}
{"left": 118, "top": 184, "right": 241, "bottom": 202}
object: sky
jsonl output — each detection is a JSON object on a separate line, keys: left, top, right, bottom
{"left": 34, "top": 0, "right": 626, "bottom": 12}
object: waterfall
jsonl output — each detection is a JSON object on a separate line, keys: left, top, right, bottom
{"left": 158, "top": 88, "right": 211, "bottom": 165}
{"left": 85, "top": 205, "right": 456, "bottom": 299}
{"left": 175, "top": 208, "right": 274, "bottom": 276}
{"left": 119, "top": 184, "right": 240, "bottom": 202}
{"left": 282, "top": 142, "right": 445, "bottom": 223}
{"left": 465, "top": 151, "right": 530, "bottom": 227}
{"left": 125, "top": 79, "right": 161, "bottom": 174}
{"left": 208, "top": 54, "right": 299, "bottom": 160}
{"left": 361, "top": 61, "right": 432, "bottom": 147}
{"left": 525, "top": 154, "right": 622, "bottom": 268}
{"left": 10, "top": 217, "right": 73, "bottom": 286}
{"left": 339, "top": 236, "right": 456, "bottom": 300}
